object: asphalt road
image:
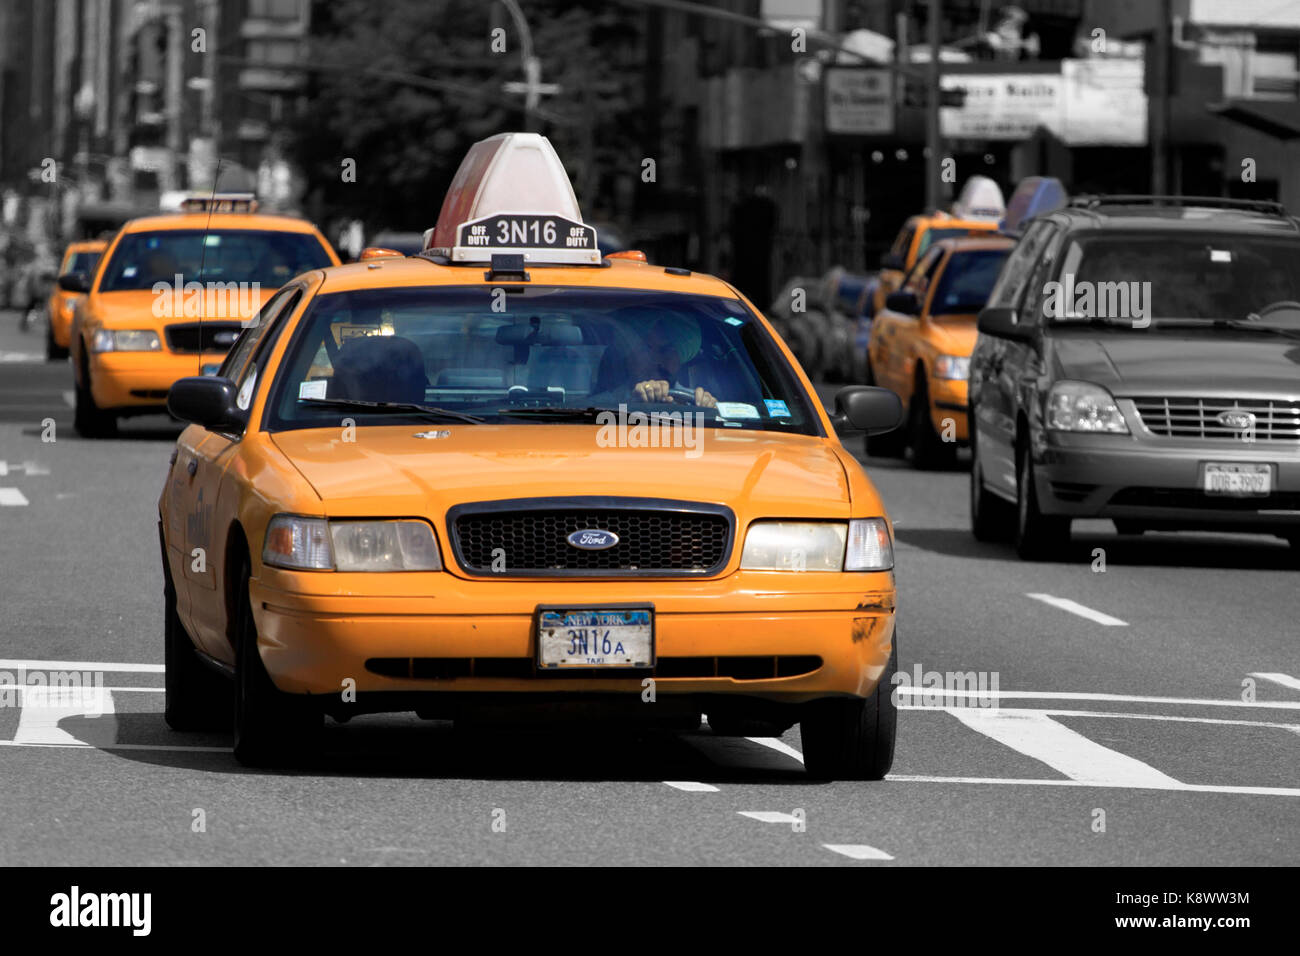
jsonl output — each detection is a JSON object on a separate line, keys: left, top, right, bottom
{"left": 1, "top": 310, "right": 1297, "bottom": 866}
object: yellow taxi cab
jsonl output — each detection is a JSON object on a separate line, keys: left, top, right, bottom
{"left": 66, "top": 194, "right": 339, "bottom": 437}
{"left": 46, "top": 238, "right": 106, "bottom": 361}
{"left": 870, "top": 177, "right": 1006, "bottom": 315}
{"left": 158, "top": 133, "right": 906, "bottom": 778}
{"left": 867, "top": 235, "right": 1014, "bottom": 467}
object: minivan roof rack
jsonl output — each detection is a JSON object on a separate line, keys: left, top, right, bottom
{"left": 1069, "top": 195, "right": 1288, "bottom": 216}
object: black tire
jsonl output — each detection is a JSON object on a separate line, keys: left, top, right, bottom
{"left": 907, "top": 378, "right": 957, "bottom": 470}
{"left": 970, "top": 433, "right": 1013, "bottom": 542}
{"left": 73, "top": 350, "right": 117, "bottom": 438}
{"left": 163, "top": 551, "right": 230, "bottom": 732}
{"left": 45, "top": 321, "right": 68, "bottom": 361}
{"left": 801, "top": 634, "right": 898, "bottom": 781}
{"left": 863, "top": 362, "right": 907, "bottom": 458}
{"left": 1014, "top": 447, "right": 1070, "bottom": 560}
{"left": 233, "top": 552, "right": 321, "bottom": 767}
{"left": 1114, "top": 520, "right": 1146, "bottom": 536}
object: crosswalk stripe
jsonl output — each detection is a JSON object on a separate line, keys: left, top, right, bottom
{"left": 947, "top": 708, "right": 1182, "bottom": 788}
{"left": 0, "top": 658, "right": 164, "bottom": 673}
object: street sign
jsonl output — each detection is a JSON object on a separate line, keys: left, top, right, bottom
{"left": 824, "top": 68, "right": 894, "bottom": 135}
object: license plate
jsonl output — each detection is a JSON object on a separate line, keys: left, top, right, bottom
{"left": 1202, "top": 462, "right": 1272, "bottom": 496}
{"left": 536, "top": 606, "right": 653, "bottom": 670}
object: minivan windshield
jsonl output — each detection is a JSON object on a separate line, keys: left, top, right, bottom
{"left": 1052, "top": 233, "right": 1300, "bottom": 326}
{"left": 265, "top": 286, "right": 820, "bottom": 434}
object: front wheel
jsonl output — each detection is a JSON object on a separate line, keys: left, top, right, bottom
{"left": 73, "top": 352, "right": 117, "bottom": 438}
{"left": 907, "top": 379, "right": 957, "bottom": 469}
{"left": 1015, "top": 449, "right": 1070, "bottom": 560}
{"left": 233, "top": 554, "right": 321, "bottom": 767}
{"left": 801, "top": 635, "right": 898, "bottom": 781}
{"left": 46, "top": 322, "right": 68, "bottom": 361}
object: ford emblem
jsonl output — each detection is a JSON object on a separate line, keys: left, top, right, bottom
{"left": 567, "top": 529, "right": 619, "bottom": 550}
{"left": 1216, "top": 410, "right": 1255, "bottom": 430}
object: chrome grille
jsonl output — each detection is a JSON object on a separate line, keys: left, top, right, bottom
{"left": 1131, "top": 396, "right": 1300, "bottom": 442}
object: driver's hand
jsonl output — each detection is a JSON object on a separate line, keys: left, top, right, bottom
{"left": 634, "top": 379, "right": 670, "bottom": 402}
{"left": 694, "top": 387, "right": 717, "bottom": 408}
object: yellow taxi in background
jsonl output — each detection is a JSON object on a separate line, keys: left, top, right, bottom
{"left": 66, "top": 194, "right": 338, "bottom": 437}
{"left": 867, "top": 235, "right": 1014, "bottom": 467}
{"left": 46, "top": 239, "right": 106, "bottom": 361}
{"left": 870, "top": 177, "right": 1006, "bottom": 316}
{"left": 159, "top": 133, "right": 906, "bottom": 779}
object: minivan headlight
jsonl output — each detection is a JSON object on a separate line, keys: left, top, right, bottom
{"left": 1045, "top": 381, "right": 1129, "bottom": 433}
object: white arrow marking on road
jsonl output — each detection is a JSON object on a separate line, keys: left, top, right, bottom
{"left": 1250, "top": 672, "right": 1300, "bottom": 693}
{"left": 13, "top": 686, "right": 116, "bottom": 747}
{"left": 0, "top": 488, "right": 29, "bottom": 506}
{"left": 0, "top": 658, "right": 164, "bottom": 673}
{"left": 823, "top": 844, "right": 894, "bottom": 861}
{"left": 948, "top": 708, "right": 1181, "bottom": 788}
{"left": 1026, "top": 593, "right": 1128, "bottom": 626}
{"left": 663, "top": 781, "right": 720, "bottom": 792}
{"left": 738, "top": 811, "right": 801, "bottom": 824}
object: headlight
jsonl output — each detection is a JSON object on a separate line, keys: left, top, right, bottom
{"left": 329, "top": 520, "right": 441, "bottom": 571}
{"left": 740, "top": 520, "right": 891, "bottom": 572}
{"left": 263, "top": 515, "right": 332, "bottom": 570}
{"left": 845, "top": 518, "right": 894, "bottom": 571}
{"left": 1045, "top": 381, "right": 1129, "bottom": 433}
{"left": 932, "top": 355, "right": 970, "bottom": 380}
{"left": 90, "top": 329, "right": 161, "bottom": 352}
{"left": 60, "top": 298, "right": 76, "bottom": 317}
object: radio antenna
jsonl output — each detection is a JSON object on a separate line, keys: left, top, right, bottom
{"left": 195, "top": 158, "right": 223, "bottom": 375}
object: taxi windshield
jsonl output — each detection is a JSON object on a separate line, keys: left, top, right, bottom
{"left": 265, "top": 286, "right": 820, "bottom": 434}
{"left": 930, "top": 248, "right": 1010, "bottom": 315}
{"left": 65, "top": 251, "right": 101, "bottom": 275}
{"left": 98, "top": 229, "right": 333, "bottom": 292}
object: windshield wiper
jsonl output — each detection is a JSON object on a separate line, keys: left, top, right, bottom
{"left": 1152, "top": 319, "right": 1300, "bottom": 342}
{"left": 298, "top": 397, "right": 485, "bottom": 424}
{"left": 494, "top": 406, "right": 622, "bottom": 421}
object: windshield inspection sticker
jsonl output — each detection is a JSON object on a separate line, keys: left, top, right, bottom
{"left": 764, "top": 399, "right": 791, "bottom": 417}
{"left": 298, "top": 379, "right": 328, "bottom": 400}
{"left": 1210, "top": 249, "right": 1232, "bottom": 263}
{"left": 715, "top": 402, "right": 760, "bottom": 420}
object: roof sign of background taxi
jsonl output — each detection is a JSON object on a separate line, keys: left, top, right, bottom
{"left": 423, "top": 132, "right": 600, "bottom": 266}
{"left": 1000, "top": 176, "right": 1068, "bottom": 236}
{"left": 952, "top": 176, "right": 1006, "bottom": 222}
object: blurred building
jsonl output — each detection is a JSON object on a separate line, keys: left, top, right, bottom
{"left": 0, "top": 0, "right": 312, "bottom": 245}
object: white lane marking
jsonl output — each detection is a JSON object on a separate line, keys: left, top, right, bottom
{"left": 888, "top": 774, "right": 1300, "bottom": 798}
{"left": 738, "top": 811, "right": 801, "bottom": 824}
{"left": 663, "top": 781, "right": 720, "bottom": 792}
{"left": 948, "top": 708, "right": 1181, "bottom": 788}
{"left": 1026, "top": 593, "right": 1128, "bottom": 626}
{"left": 0, "top": 658, "right": 164, "bottom": 673}
{"left": 0, "top": 488, "right": 28, "bottom": 506}
{"left": 902, "top": 704, "right": 1300, "bottom": 732}
{"left": 13, "top": 686, "right": 116, "bottom": 747}
{"left": 893, "top": 687, "right": 1300, "bottom": 711}
{"left": 0, "top": 740, "right": 229, "bottom": 753}
{"left": 18, "top": 460, "right": 49, "bottom": 476}
{"left": 1251, "top": 672, "right": 1300, "bottom": 693}
{"left": 744, "top": 736, "right": 805, "bottom": 763}
{"left": 0, "top": 462, "right": 5, "bottom": 475}
{"left": 0, "top": 351, "right": 43, "bottom": 363}
{"left": 824, "top": 844, "right": 894, "bottom": 861}
{"left": 3, "top": 684, "right": 163, "bottom": 694}
{"left": 62, "top": 390, "right": 75, "bottom": 408}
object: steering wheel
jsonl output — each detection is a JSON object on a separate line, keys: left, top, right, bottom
{"left": 668, "top": 386, "right": 699, "bottom": 405}
{"left": 1255, "top": 300, "right": 1300, "bottom": 317}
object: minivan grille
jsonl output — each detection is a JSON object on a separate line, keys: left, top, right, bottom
{"left": 1131, "top": 396, "right": 1300, "bottom": 441}
{"left": 448, "top": 499, "right": 733, "bottom": 576}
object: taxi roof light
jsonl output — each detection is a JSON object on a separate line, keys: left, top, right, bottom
{"left": 952, "top": 176, "right": 1006, "bottom": 223}
{"left": 177, "top": 192, "right": 259, "bottom": 214}
{"left": 1000, "top": 176, "right": 1068, "bottom": 235}
{"left": 425, "top": 132, "right": 601, "bottom": 266}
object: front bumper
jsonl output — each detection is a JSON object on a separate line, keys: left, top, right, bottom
{"left": 249, "top": 568, "right": 897, "bottom": 706}
{"left": 1033, "top": 429, "right": 1300, "bottom": 529}
{"left": 90, "top": 349, "right": 228, "bottom": 411}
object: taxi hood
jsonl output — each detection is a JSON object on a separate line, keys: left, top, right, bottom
{"left": 925, "top": 315, "right": 979, "bottom": 355}
{"left": 270, "top": 424, "right": 853, "bottom": 519}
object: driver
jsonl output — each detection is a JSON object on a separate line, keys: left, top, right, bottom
{"left": 629, "top": 313, "right": 718, "bottom": 408}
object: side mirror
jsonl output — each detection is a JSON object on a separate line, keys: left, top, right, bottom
{"left": 57, "top": 272, "right": 90, "bottom": 294}
{"left": 879, "top": 252, "right": 904, "bottom": 271}
{"left": 167, "top": 376, "right": 244, "bottom": 431}
{"left": 977, "top": 306, "right": 1034, "bottom": 342}
{"left": 884, "top": 290, "right": 920, "bottom": 315}
{"left": 832, "top": 385, "right": 905, "bottom": 436}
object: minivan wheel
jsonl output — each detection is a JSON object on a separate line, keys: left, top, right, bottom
{"left": 1015, "top": 449, "right": 1069, "bottom": 560}
{"left": 970, "top": 441, "right": 1013, "bottom": 542}
{"left": 801, "top": 635, "right": 898, "bottom": 781}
